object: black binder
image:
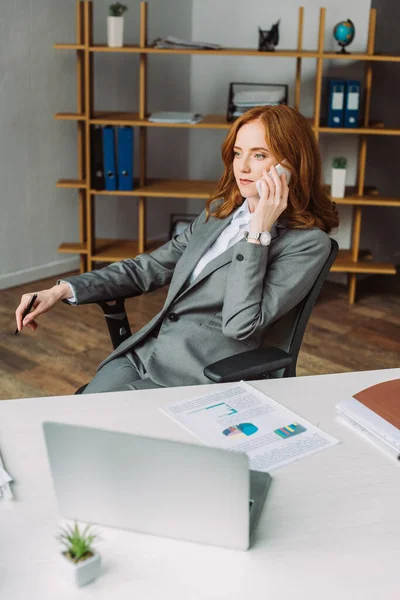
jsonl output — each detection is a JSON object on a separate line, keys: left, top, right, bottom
{"left": 90, "top": 125, "right": 105, "bottom": 190}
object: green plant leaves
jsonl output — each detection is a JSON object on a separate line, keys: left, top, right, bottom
{"left": 332, "top": 156, "right": 347, "bottom": 169}
{"left": 109, "top": 2, "right": 128, "bottom": 17}
{"left": 57, "top": 522, "right": 98, "bottom": 562}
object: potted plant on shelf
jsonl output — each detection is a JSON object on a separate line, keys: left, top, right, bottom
{"left": 58, "top": 522, "right": 101, "bottom": 587}
{"left": 108, "top": 2, "right": 128, "bottom": 48}
{"left": 331, "top": 156, "right": 347, "bottom": 198}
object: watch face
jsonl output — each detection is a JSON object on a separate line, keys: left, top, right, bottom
{"left": 260, "top": 231, "right": 272, "bottom": 246}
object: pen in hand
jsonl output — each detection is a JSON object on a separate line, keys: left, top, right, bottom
{"left": 15, "top": 294, "right": 38, "bottom": 335}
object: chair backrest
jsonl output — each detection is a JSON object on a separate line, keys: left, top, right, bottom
{"left": 262, "top": 237, "right": 339, "bottom": 377}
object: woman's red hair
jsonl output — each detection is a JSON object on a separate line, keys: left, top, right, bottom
{"left": 206, "top": 105, "right": 339, "bottom": 233}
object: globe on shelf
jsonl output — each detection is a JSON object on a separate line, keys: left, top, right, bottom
{"left": 333, "top": 19, "right": 355, "bottom": 54}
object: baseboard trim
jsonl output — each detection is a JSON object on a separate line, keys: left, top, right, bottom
{"left": 0, "top": 257, "right": 80, "bottom": 291}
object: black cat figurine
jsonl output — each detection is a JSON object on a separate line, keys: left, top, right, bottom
{"left": 259, "top": 20, "right": 280, "bottom": 51}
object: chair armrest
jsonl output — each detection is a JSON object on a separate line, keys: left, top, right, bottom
{"left": 96, "top": 298, "right": 132, "bottom": 350}
{"left": 203, "top": 346, "right": 292, "bottom": 383}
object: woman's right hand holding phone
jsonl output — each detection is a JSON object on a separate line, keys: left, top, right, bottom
{"left": 15, "top": 283, "right": 72, "bottom": 333}
{"left": 250, "top": 165, "right": 290, "bottom": 235}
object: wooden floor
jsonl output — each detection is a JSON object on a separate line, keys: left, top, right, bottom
{"left": 1, "top": 270, "right": 399, "bottom": 400}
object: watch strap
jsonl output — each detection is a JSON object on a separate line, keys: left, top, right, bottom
{"left": 245, "top": 231, "right": 261, "bottom": 241}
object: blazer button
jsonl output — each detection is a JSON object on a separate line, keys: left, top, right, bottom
{"left": 236, "top": 254, "right": 244, "bottom": 261}
{"left": 168, "top": 312, "right": 179, "bottom": 322}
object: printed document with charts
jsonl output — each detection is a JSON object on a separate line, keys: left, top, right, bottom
{"left": 160, "top": 382, "right": 339, "bottom": 471}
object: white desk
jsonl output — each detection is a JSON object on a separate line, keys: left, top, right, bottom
{"left": 1, "top": 369, "right": 399, "bottom": 599}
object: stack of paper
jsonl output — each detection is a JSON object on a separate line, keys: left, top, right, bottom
{"left": 148, "top": 111, "right": 204, "bottom": 124}
{"left": 231, "top": 85, "right": 287, "bottom": 117}
{"left": 160, "top": 381, "right": 339, "bottom": 472}
{"left": 336, "top": 379, "right": 400, "bottom": 462}
{"left": 152, "top": 35, "right": 221, "bottom": 50}
{"left": 0, "top": 446, "right": 13, "bottom": 501}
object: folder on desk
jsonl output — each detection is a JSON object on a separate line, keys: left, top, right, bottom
{"left": 336, "top": 379, "right": 400, "bottom": 461}
{"left": 344, "top": 80, "right": 361, "bottom": 128}
{"left": 90, "top": 125, "right": 105, "bottom": 190}
{"left": 328, "top": 79, "right": 345, "bottom": 127}
{"left": 117, "top": 126, "right": 134, "bottom": 191}
{"left": 354, "top": 379, "right": 400, "bottom": 430}
{"left": 103, "top": 125, "right": 117, "bottom": 191}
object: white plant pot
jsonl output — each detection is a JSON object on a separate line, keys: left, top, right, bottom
{"left": 331, "top": 167, "right": 347, "bottom": 198}
{"left": 59, "top": 551, "right": 101, "bottom": 587}
{"left": 107, "top": 16, "right": 124, "bottom": 47}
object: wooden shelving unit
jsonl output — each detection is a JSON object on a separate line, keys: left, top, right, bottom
{"left": 55, "top": 1, "right": 398, "bottom": 302}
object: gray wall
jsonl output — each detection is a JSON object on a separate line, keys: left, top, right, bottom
{"left": 0, "top": 0, "right": 192, "bottom": 289}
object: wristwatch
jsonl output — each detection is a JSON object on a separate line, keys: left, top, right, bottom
{"left": 244, "top": 230, "right": 272, "bottom": 246}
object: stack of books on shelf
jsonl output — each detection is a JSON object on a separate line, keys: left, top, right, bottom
{"left": 152, "top": 35, "right": 221, "bottom": 50}
{"left": 336, "top": 379, "right": 400, "bottom": 462}
{"left": 91, "top": 125, "right": 134, "bottom": 191}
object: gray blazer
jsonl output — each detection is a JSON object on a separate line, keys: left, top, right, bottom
{"left": 63, "top": 208, "right": 331, "bottom": 386}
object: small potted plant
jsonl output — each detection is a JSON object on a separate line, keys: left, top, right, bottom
{"left": 331, "top": 156, "right": 347, "bottom": 198}
{"left": 108, "top": 3, "right": 128, "bottom": 48}
{"left": 58, "top": 522, "right": 101, "bottom": 587}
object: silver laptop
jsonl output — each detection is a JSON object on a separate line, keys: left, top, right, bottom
{"left": 43, "top": 422, "right": 271, "bottom": 551}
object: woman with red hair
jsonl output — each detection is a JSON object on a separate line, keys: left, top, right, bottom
{"left": 16, "top": 105, "right": 339, "bottom": 392}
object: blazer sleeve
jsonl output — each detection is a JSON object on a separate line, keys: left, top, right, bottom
{"left": 221, "top": 228, "right": 331, "bottom": 341}
{"left": 58, "top": 211, "right": 205, "bottom": 305}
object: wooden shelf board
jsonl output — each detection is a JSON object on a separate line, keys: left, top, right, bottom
{"left": 54, "top": 113, "right": 86, "bottom": 121}
{"left": 323, "top": 52, "right": 400, "bottom": 62}
{"left": 89, "top": 45, "right": 318, "bottom": 57}
{"left": 67, "top": 44, "right": 400, "bottom": 62}
{"left": 335, "top": 196, "right": 400, "bottom": 207}
{"left": 91, "top": 179, "right": 217, "bottom": 198}
{"left": 91, "top": 238, "right": 166, "bottom": 262}
{"left": 144, "top": 48, "right": 319, "bottom": 57}
{"left": 331, "top": 261, "right": 396, "bottom": 274}
{"left": 89, "top": 44, "right": 142, "bottom": 53}
{"left": 338, "top": 249, "right": 374, "bottom": 261}
{"left": 327, "top": 185, "right": 400, "bottom": 206}
{"left": 91, "top": 112, "right": 232, "bottom": 129}
{"left": 319, "top": 125, "right": 400, "bottom": 135}
{"left": 56, "top": 179, "right": 87, "bottom": 189}
{"left": 332, "top": 250, "right": 396, "bottom": 274}
{"left": 58, "top": 242, "right": 88, "bottom": 255}
{"left": 53, "top": 43, "right": 85, "bottom": 50}
{"left": 90, "top": 113, "right": 328, "bottom": 132}
{"left": 88, "top": 113, "right": 400, "bottom": 136}
{"left": 90, "top": 189, "right": 139, "bottom": 197}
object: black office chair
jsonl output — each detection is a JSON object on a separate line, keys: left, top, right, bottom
{"left": 75, "top": 238, "right": 338, "bottom": 393}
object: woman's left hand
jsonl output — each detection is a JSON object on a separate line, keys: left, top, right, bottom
{"left": 250, "top": 165, "right": 289, "bottom": 235}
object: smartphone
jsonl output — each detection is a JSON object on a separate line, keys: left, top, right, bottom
{"left": 256, "top": 163, "right": 291, "bottom": 196}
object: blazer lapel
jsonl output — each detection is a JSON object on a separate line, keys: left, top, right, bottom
{"left": 164, "top": 211, "right": 235, "bottom": 305}
{"left": 175, "top": 217, "right": 284, "bottom": 298}
{"left": 177, "top": 243, "right": 235, "bottom": 297}
{"left": 165, "top": 210, "right": 286, "bottom": 305}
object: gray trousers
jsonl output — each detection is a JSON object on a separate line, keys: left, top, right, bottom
{"left": 82, "top": 351, "right": 163, "bottom": 394}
